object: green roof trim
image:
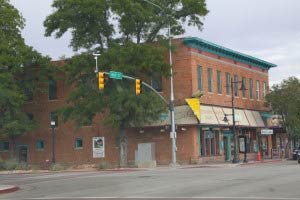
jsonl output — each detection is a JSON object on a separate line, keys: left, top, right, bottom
{"left": 260, "top": 112, "right": 273, "bottom": 118}
{"left": 182, "top": 37, "right": 277, "bottom": 70}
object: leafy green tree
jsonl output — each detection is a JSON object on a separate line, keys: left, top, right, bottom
{"left": 44, "top": 0, "right": 208, "bottom": 166}
{"left": 0, "top": 0, "right": 52, "bottom": 158}
{"left": 265, "top": 77, "right": 300, "bottom": 153}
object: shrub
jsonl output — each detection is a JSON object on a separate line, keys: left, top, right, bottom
{"left": 96, "top": 161, "right": 112, "bottom": 170}
{"left": 0, "top": 159, "right": 5, "bottom": 170}
{"left": 49, "top": 163, "right": 65, "bottom": 171}
{"left": 3, "top": 160, "right": 18, "bottom": 170}
{"left": 15, "top": 162, "right": 30, "bottom": 170}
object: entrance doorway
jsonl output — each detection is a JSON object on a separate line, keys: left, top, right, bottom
{"left": 18, "top": 145, "right": 28, "bottom": 163}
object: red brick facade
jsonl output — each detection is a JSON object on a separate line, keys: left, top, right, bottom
{"left": 0, "top": 38, "right": 277, "bottom": 166}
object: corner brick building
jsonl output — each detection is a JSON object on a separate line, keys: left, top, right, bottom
{"left": 0, "top": 37, "right": 279, "bottom": 166}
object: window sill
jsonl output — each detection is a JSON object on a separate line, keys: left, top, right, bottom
{"left": 37, "top": 149, "right": 44, "bottom": 151}
{"left": 75, "top": 147, "right": 83, "bottom": 150}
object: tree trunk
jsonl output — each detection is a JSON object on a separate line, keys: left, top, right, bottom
{"left": 119, "top": 126, "right": 128, "bottom": 168}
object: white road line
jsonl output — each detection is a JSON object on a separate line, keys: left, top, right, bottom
{"left": 25, "top": 196, "right": 300, "bottom": 200}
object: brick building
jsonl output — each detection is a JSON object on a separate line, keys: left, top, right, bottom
{"left": 0, "top": 37, "right": 278, "bottom": 166}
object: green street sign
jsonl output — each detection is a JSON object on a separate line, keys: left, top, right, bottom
{"left": 109, "top": 71, "right": 123, "bottom": 79}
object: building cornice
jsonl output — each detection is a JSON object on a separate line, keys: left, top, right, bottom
{"left": 182, "top": 37, "right": 277, "bottom": 70}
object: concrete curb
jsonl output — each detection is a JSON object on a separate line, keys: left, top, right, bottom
{"left": 240, "top": 159, "right": 284, "bottom": 166}
{"left": 179, "top": 159, "right": 285, "bottom": 169}
{"left": 0, "top": 185, "right": 20, "bottom": 194}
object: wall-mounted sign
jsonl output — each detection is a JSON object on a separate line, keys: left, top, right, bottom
{"left": 185, "top": 98, "right": 200, "bottom": 121}
{"left": 261, "top": 129, "right": 273, "bottom": 135}
{"left": 93, "top": 137, "right": 105, "bottom": 158}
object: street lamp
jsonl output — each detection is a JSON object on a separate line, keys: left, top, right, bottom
{"left": 143, "top": 0, "right": 177, "bottom": 166}
{"left": 223, "top": 78, "right": 247, "bottom": 163}
{"left": 50, "top": 120, "right": 56, "bottom": 164}
{"left": 93, "top": 52, "right": 100, "bottom": 74}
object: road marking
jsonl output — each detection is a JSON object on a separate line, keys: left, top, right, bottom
{"left": 25, "top": 197, "right": 300, "bottom": 200}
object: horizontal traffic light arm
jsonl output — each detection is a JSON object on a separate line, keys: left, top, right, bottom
{"left": 98, "top": 71, "right": 168, "bottom": 106}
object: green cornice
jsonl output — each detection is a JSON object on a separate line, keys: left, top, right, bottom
{"left": 182, "top": 37, "right": 277, "bottom": 70}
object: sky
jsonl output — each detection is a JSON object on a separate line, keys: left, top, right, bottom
{"left": 10, "top": 0, "right": 300, "bottom": 86}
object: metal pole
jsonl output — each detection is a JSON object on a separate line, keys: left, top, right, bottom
{"left": 244, "top": 136, "right": 247, "bottom": 163}
{"left": 142, "top": 0, "right": 176, "bottom": 166}
{"left": 168, "top": 23, "right": 177, "bottom": 166}
{"left": 231, "top": 78, "right": 239, "bottom": 163}
{"left": 52, "top": 126, "right": 55, "bottom": 164}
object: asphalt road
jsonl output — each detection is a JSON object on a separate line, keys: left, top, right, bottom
{"left": 1, "top": 161, "right": 300, "bottom": 200}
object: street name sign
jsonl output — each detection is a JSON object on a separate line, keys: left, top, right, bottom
{"left": 109, "top": 71, "right": 123, "bottom": 79}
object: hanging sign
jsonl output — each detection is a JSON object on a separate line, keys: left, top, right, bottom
{"left": 185, "top": 98, "right": 200, "bottom": 121}
{"left": 261, "top": 129, "right": 273, "bottom": 135}
{"left": 93, "top": 137, "right": 105, "bottom": 158}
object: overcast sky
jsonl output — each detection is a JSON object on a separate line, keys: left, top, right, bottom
{"left": 10, "top": 0, "right": 300, "bottom": 86}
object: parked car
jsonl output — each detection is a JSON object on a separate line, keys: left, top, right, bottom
{"left": 292, "top": 148, "right": 299, "bottom": 160}
{"left": 298, "top": 151, "right": 300, "bottom": 164}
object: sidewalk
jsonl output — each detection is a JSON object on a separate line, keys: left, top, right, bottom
{"left": 179, "top": 159, "right": 285, "bottom": 169}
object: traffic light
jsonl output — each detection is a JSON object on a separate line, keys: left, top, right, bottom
{"left": 98, "top": 72, "right": 105, "bottom": 90}
{"left": 135, "top": 79, "right": 142, "bottom": 95}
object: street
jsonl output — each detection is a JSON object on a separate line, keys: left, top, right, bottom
{"left": 0, "top": 161, "right": 300, "bottom": 200}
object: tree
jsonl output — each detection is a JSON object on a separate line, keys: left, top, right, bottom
{"left": 44, "top": 0, "right": 208, "bottom": 166}
{"left": 265, "top": 77, "right": 300, "bottom": 154}
{"left": 0, "top": 0, "right": 52, "bottom": 158}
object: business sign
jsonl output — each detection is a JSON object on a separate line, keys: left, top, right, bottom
{"left": 185, "top": 98, "right": 200, "bottom": 121}
{"left": 93, "top": 137, "right": 105, "bottom": 158}
{"left": 261, "top": 129, "right": 273, "bottom": 135}
{"left": 239, "top": 137, "right": 245, "bottom": 153}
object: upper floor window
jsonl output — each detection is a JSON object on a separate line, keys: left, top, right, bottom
{"left": 37, "top": 139, "right": 44, "bottom": 150}
{"left": 217, "top": 71, "right": 222, "bottom": 94}
{"left": 249, "top": 78, "right": 253, "bottom": 99}
{"left": 263, "top": 82, "right": 266, "bottom": 99}
{"left": 242, "top": 77, "right": 246, "bottom": 98}
{"left": 50, "top": 112, "right": 58, "bottom": 128}
{"left": 27, "top": 113, "right": 34, "bottom": 121}
{"left": 151, "top": 73, "right": 162, "bottom": 92}
{"left": 24, "top": 88, "right": 33, "bottom": 102}
{"left": 208, "top": 68, "right": 213, "bottom": 92}
{"left": 234, "top": 74, "right": 238, "bottom": 96}
{"left": 226, "top": 73, "right": 231, "bottom": 95}
{"left": 256, "top": 80, "right": 260, "bottom": 100}
{"left": 48, "top": 78, "right": 57, "bottom": 100}
{"left": 197, "top": 65, "right": 203, "bottom": 91}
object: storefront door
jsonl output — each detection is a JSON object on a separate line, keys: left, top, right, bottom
{"left": 18, "top": 145, "right": 28, "bottom": 163}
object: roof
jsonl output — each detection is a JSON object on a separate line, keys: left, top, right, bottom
{"left": 182, "top": 37, "right": 277, "bottom": 70}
